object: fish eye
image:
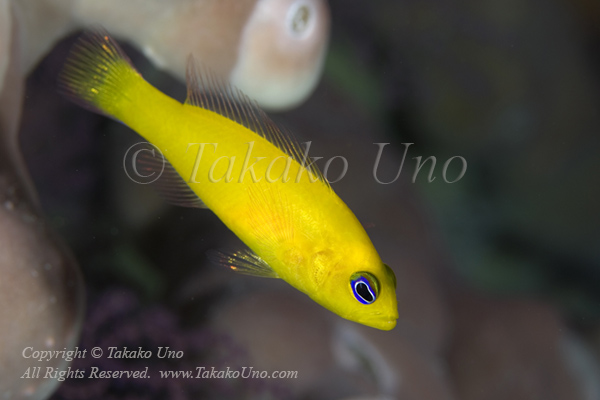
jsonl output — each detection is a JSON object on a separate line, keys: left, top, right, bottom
{"left": 350, "top": 272, "right": 380, "bottom": 305}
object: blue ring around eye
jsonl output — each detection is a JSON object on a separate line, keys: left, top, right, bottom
{"left": 351, "top": 276, "right": 376, "bottom": 304}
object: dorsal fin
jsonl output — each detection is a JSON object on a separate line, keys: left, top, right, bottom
{"left": 184, "top": 57, "right": 329, "bottom": 187}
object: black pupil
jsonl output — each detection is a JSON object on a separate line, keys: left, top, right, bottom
{"left": 356, "top": 282, "right": 374, "bottom": 302}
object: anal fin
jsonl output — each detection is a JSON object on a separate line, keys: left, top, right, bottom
{"left": 135, "top": 145, "right": 207, "bottom": 209}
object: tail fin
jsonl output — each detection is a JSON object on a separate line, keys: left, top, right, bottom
{"left": 58, "top": 30, "right": 141, "bottom": 119}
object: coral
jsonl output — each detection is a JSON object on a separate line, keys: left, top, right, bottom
{"left": 0, "top": 4, "right": 84, "bottom": 399}
{"left": 6, "top": 0, "right": 330, "bottom": 110}
{"left": 0, "top": 178, "right": 84, "bottom": 400}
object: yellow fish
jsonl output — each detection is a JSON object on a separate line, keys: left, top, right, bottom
{"left": 59, "top": 31, "right": 398, "bottom": 330}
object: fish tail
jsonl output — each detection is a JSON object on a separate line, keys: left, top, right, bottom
{"left": 59, "top": 30, "right": 142, "bottom": 120}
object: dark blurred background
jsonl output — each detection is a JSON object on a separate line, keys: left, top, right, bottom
{"left": 323, "top": 0, "right": 600, "bottom": 322}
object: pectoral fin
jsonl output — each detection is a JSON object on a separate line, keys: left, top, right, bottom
{"left": 207, "top": 248, "right": 279, "bottom": 278}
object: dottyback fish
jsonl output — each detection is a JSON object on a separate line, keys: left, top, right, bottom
{"left": 59, "top": 31, "right": 398, "bottom": 330}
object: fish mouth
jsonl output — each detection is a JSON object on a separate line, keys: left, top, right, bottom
{"left": 375, "top": 318, "right": 397, "bottom": 331}
{"left": 356, "top": 315, "right": 397, "bottom": 331}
